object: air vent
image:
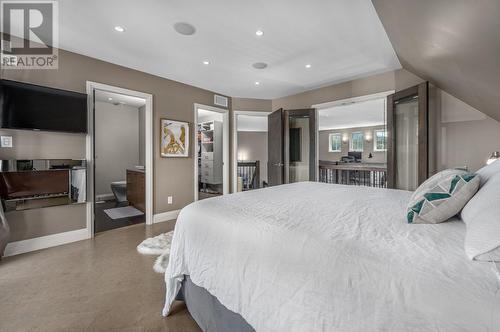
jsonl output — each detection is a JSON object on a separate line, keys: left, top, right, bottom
{"left": 214, "top": 94, "right": 228, "bottom": 108}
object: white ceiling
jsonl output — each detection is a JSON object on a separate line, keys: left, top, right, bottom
{"left": 318, "top": 98, "right": 385, "bottom": 130}
{"left": 237, "top": 115, "right": 268, "bottom": 132}
{"left": 94, "top": 90, "right": 146, "bottom": 107}
{"left": 35, "top": 0, "right": 400, "bottom": 99}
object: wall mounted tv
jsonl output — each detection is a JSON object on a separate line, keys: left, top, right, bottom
{"left": 0, "top": 80, "right": 88, "bottom": 133}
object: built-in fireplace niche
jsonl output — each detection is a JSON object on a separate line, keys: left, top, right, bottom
{"left": 0, "top": 159, "right": 86, "bottom": 212}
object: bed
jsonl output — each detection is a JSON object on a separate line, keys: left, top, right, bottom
{"left": 163, "top": 182, "right": 499, "bottom": 331}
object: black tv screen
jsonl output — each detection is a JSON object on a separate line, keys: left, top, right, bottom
{"left": 0, "top": 80, "right": 87, "bottom": 133}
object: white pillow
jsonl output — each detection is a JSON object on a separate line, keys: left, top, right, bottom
{"left": 461, "top": 172, "right": 500, "bottom": 261}
{"left": 476, "top": 158, "right": 500, "bottom": 187}
{"left": 407, "top": 169, "right": 480, "bottom": 224}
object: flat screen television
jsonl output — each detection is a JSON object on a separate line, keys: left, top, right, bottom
{"left": 0, "top": 79, "right": 87, "bottom": 133}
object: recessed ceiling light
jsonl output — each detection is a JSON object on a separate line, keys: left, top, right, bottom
{"left": 108, "top": 97, "right": 113, "bottom": 101}
{"left": 305, "top": 64, "right": 312, "bottom": 69}
{"left": 114, "top": 26, "right": 125, "bottom": 32}
{"left": 254, "top": 81, "right": 260, "bottom": 86}
{"left": 174, "top": 22, "right": 196, "bottom": 36}
{"left": 252, "top": 62, "right": 268, "bottom": 69}
{"left": 203, "top": 60, "right": 210, "bottom": 65}
{"left": 255, "top": 30, "right": 264, "bottom": 37}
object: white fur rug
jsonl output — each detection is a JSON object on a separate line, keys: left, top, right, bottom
{"left": 137, "top": 231, "right": 174, "bottom": 273}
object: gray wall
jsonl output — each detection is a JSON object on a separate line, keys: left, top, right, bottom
{"left": 272, "top": 69, "right": 424, "bottom": 110}
{"left": 437, "top": 91, "right": 500, "bottom": 172}
{"left": 319, "top": 125, "right": 386, "bottom": 163}
{"left": 1, "top": 47, "right": 230, "bottom": 243}
{"left": 237, "top": 131, "right": 268, "bottom": 184}
{"left": 95, "top": 101, "right": 140, "bottom": 197}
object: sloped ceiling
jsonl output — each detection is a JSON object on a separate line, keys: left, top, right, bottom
{"left": 372, "top": 0, "right": 500, "bottom": 121}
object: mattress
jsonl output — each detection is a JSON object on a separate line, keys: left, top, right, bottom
{"left": 164, "top": 182, "right": 499, "bottom": 331}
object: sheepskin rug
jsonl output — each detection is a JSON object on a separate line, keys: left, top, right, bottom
{"left": 137, "top": 231, "right": 174, "bottom": 273}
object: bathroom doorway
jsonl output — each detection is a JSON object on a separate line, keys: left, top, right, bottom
{"left": 86, "top": 82, "right": 153, "bottom": 236}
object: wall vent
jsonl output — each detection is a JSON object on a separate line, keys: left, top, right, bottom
{"left": 214, "top": 94, "right": 228, "bottom": 108}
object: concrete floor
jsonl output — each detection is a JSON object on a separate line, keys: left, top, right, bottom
{"left": 0, "top": 221, "right": 200, "bottom": 332}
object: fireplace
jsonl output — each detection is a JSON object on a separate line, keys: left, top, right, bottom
{"left": 0, "top": 159, "right": 86, "bottom": 212}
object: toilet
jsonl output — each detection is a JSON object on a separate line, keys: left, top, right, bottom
{"left": 110, "top": 181, "right": 127, "bottom": 203}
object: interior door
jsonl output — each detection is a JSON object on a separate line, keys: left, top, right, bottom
{"left": 284, "top": 109, "right": 316, "bottom": 183}
{"left": 267, "top": 109, "right": 284, "bottom": 186}
{"left": 387, "top": 82, "right": 429, "bottom": 190}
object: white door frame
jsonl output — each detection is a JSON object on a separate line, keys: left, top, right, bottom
{"left": 232, "top": 110, "right": 271, "bottom": 193}
{"left": 86, "top": 81, "right": 154, "bottom": 238}
{"left": 193, "top": 103, "right": 229, "bottom": 201}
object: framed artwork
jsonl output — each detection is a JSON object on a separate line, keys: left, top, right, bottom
{"left": 160, "top": 119, "right": 189, "bottom": 157}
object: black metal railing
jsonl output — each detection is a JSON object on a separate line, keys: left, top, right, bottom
{"left": 237, "top": 161, "right": 260, "bottom": 191}
{"left": 319, "top": 160, "right": 387, "bottom": 188}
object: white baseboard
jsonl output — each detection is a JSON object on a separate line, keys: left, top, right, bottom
{"left": 153, "top": 209, "right": 181, "bottom": 224}
{"left": 96, "top": 193, "right": 115, "bottom": 201}
{"left": 4, "top": 228, "right": 89, "bottom": 257}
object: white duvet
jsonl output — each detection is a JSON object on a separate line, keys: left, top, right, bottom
{"left": 164, "top": 182, "right": 499, "bottom": 331}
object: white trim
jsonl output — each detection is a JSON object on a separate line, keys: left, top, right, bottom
{"left": 193, "top": 103, "right": 230, "bottom": 201}
{"left": 86, "top": 81, "right": 154, "bottom": 238}
{"left": 4, "top": 228, "right": 88, "bottom": 257}
{"left": 312, "top": 90, "right": 395, "bottom": 110}
{"left": 232, "top": 111, "right": 271, "bottom": 193}
{"left": 153, "top": 209, "right": 181, "bottom": 224}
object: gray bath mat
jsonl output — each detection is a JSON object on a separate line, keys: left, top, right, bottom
{"left": 104, "top": 206, "right": 144, "bottom": 220}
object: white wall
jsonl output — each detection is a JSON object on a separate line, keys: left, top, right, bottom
{"left": 95, "top": 101, "right": 141, "bottom": 196}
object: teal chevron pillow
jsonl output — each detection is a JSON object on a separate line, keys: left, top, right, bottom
{"left": 407, "top": 170, "right": 480, "bottom": 224}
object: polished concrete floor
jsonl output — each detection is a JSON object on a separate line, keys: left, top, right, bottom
{"left": 0, "top": 221, "right": 201, "bottom": 332}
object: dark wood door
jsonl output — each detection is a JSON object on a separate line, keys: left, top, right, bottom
{"left": 268, "top": 109, "right": 284, "bottom": 186}
{"left": 387, "top": 82, "right": 429, "bottom": 190}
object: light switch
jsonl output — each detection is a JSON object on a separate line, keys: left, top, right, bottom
{"left": 167, "top": 196, "right": 173, "bottom": 204}
{"left": 1, "top": 136, "right": 13, "bottom": 148}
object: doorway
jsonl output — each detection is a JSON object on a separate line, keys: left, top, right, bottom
{"left": 232, "top": 111, "right": 270, "bottom": 192}
{"left": 314, "top": 93, "right": 391, "bottom": 188}
{"left": 267, "top": 108, "right": 316, "bottom": 186}
{"left": 86, "top": 82, "right": 153, "bottom": 237}
{"left": 193, "top": 104, "right": 229, "bottom": 201}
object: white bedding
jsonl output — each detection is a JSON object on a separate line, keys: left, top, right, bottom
{"left": 164, "top": 182, "right": 499, "bottom": 331}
